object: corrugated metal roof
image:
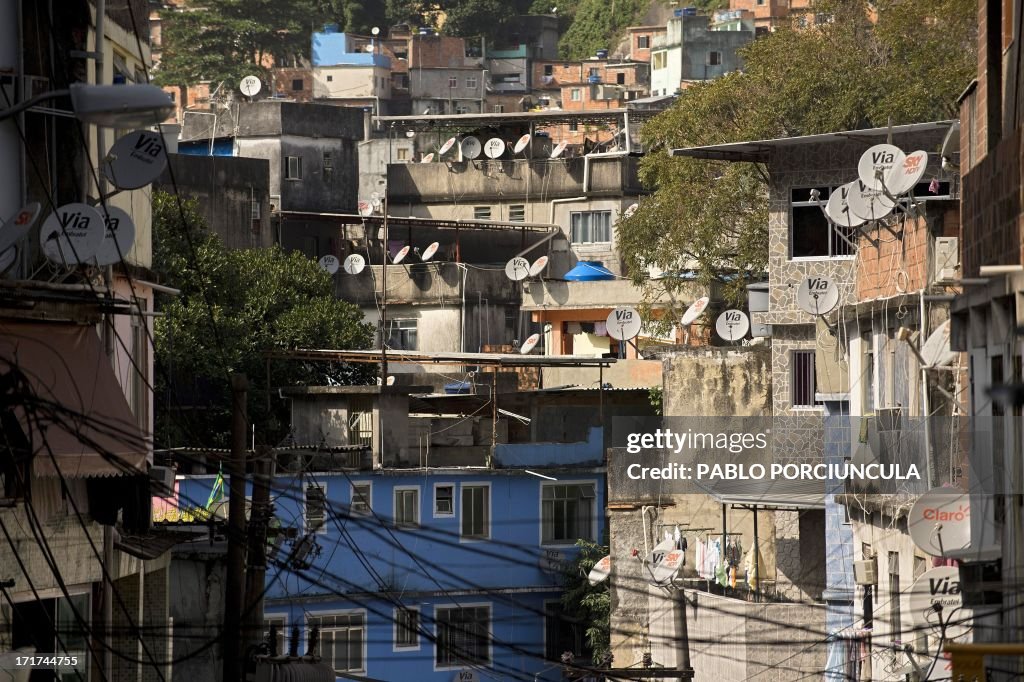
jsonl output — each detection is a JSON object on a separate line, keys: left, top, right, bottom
{"left": 695, "top": 478, "right": 826, "bottom": 510}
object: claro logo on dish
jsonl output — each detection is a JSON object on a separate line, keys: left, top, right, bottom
{"left": 922, "top": 504, "right": 969, "bottom": 522}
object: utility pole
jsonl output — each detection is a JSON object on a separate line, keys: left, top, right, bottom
{"left": 224, "top": 374, "right": 248, "bottom": 682}
{"left": 675, "top": 589, "right": 693, "bottom": 675}
{"left": 242, "top": 445, "right": 274, "bottom": 670}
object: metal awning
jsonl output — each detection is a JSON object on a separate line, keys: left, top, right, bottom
{"left": 0, "top": 321, "right": 149, "bottom": 477}
{"left": 696, "top": 478, "right": 826, "bottom": 510}
{"left": 670, "top": 120, "right": 957, "bottom": 163}
{"left": 374, "top": 107, "right": 661, "bottom": 131}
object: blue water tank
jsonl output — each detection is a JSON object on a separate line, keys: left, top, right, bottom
{"left": 595, "top": 49, "right": 609, "bottom": 59}
{"left": 563, "top": 261, "right": 616, "bottom": 281}
{"left": 444, "top": 381, "right": 472, "bottom": 394}
{"left": 682, "top": 6, "right": 698, "bottom": 15}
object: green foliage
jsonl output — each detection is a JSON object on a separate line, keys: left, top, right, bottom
{"left": 152, "top": 191, "right": 375, "bottom": 448}
{"left": 441, "top": 0, "right": 518, "bottom": 42}
{"left": 617, "top": 0, "right": 977, "bottom": 312}
{"left": 647, "top": 386, "right": 663, "bottom": 415}
{"left": 560, "top": 538, "right": 611, "bottom": 665}
{"left": 556, "top": 0, "right": 648, "bottom": 59}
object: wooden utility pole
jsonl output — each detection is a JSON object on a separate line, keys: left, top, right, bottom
{"left": 242, "top": 446, "right": 274, "bottom": 667}
{"left": 224, "top": 374, "right": 249, "bottom": 682}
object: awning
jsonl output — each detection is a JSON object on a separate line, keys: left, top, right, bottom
{"left": 695, "top": 477, "right": 826, "bottom": 510}
{"left": 0, "top": 321, "right": 149, "bottom": 477}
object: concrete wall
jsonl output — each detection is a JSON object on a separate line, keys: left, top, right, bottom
{"left": 357, "top": 137, "right": 414, "bottom": 201}
{"left": 287, "top": 389, "right": 412, "bottom": 466}
{"left": 336, "top": 262, "right": 519, "bottom": 306}
{"left": 169, "top": 552, "right": 227, "bottom": 682}
{"left": 312, "top": 64, "right": 391, "bottom": 100}
{"left": 408, "top": 67, "right": 486, "bottom": 113}
{"left": 236, "top": 134, "right": 356, "bottom": 214}
{"left": 541, "top": 359, "right": 663, "bottom": 389}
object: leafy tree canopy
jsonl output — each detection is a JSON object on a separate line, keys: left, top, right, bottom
{"left": 617, "top": 0, "right": 977, "bottom": 313}
{"left": 556, "top": 0, "right": 648, "bottom": 59}
{"left": 560, "top": 539, "right": 611, "bottom": 665}
{"left": 152, "top": 191, "right": 375, "bottom": 449}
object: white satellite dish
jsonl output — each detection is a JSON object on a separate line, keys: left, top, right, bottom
{"left": 93, "top": 206, "right": 137, "bottom": 266}
{"left": 715, "top": 309, "right": 749, "bottom": 341}
{"left": 357, "top": 200, "right": 373, "bottom": 217}
{"left": 846, "top": 181, "right": 895, "bottom": 222}
{"left": 858, "top": 143, "right": 905, "bottom": 191}
{"left": 404, "top": 129, "right": 416, "bottom": 139}
{"left": 681, "top": 296, "right": 710, "bottom": 326}
{"left": 370, "top": 197, "right": 382, "bottom": 210}
{"left": 796, "top": 275, "right": 840, "bottom": 316}
{"left": 439, "top": 137, "right": 457, "bottom": 156}
{"left": 824, "top": 182, "right": 867, "bottom": 228}
{"left": 392, "top": 245, "right": 410, "bottom": 264}
{"left": 421, "top": 241, "right": 440, "bottom": 262}
{"left": 623, "top": 203, "right": 639, "bottom": 219}
{"left": 645, "top": 538, "right": 675, "bottom": 578}
{"left": 885, "top": 149, "right": 929, "bottom": 195}
{"left": 504, "top": 257, "right": 530, "bottom": 281}
{"left": 318, "top": 254, "right": 339, "bottom": 274}
{"left": 483, "top": 137, "right": 505, "bottom": 159}
{"left": 460, "top": 136, "right": 482, "bottom": 159}
{"left": 513, "top": 133, "right": 531, "bottom": 154}
{"left": 343, "top": 253, "right": 366, "bottom": 274}
{"left": 239, "top": 75, "right": 262, "bottom": 97}
{"left": 421, "top": 153, "right": 434, "bottom": 163}
{"left": 40, "top": 202, "right": 106, "bottom": 265}
{"left": 550, "top": 141, "right": 568, "bottom": 159}
{"left": 920, "top": 320, "right": 955, "bottom": 368}
{"left": 0, "top": 202, "right": 42, "bottom": 253}
{"left": 650, "top": 548, "right": 685, "bottom": 585}
{"left": 528, "top": 255, "right": 548, "bottom": 277}
{"left": 386, "top": 375, "right": 396, "bottom": 386}
{"left": 520, "top": 333, "right": 540, "bottom": 354}
{"left": 908, "top": 488, "right": 971, "bottom": 557}
{"left": 606, "top": 306, "right": 642, "bottom": 341}
{"left": 588, "top": 555, "right": 611, "bottom": 586}
{"left": 0, "top": 246, "right": 17, "bottom": 275}
{"left": 103, "top": 130, "right": 168, "bottom": 190}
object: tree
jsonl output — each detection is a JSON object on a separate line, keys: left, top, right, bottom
{"left": 441, "top": 0, "right": 518, "bottom": 42}
{"left": 152, "top": 191, "right": 375, "bottom": 449}
{"left": 617, "top": 0, "right": 977, "bottom": 313}
{"left": 560, "top": 539, "right": 611, "bottom": 665}
{"left": 556, "top": 0, "right": 648, "bottom": 59}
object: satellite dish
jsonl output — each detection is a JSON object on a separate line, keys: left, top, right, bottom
{"left": 681, "top": 296, "right": 710, "bottom": 326}
{"left": 102, "top": 130, "right": 168, "bottom": 190}
{"left": 715, "top": 309, "right": 749, "bottom": 341}
{"left": 513, "top": 133, "right": 531, "bottom": 154}
{"left": 460, "top": 136, "right": 482, "bottom": 159}
{"left": 550, "top": 141, "right": 568, "bottom": 159}
{"left": 386, "top": 375, "right": 396, "bottom": 386}
{"left": 404, "top": 129, "right": 416, "bottom": 139}
{"left": 908, "top": 488, "right": 971, "bottom": 557}
{"left": 885, "top": 149, "right": 929, "bottom": 195}
{"left": 239, "top": 75, "right": 262, "bottom": 97}
{"left": 370, "top": 196, "right": 382, "bottom": 210}
{"left": 0, "top": 202, "right": 42, "bottom": 253}
{"left": 606, "top": 306, "right": 642, "bottom": 341}
{"left": 645, "top": 538, "right": 675, "bottom": 581}
{"left": 504, "top": 257, "right": 530, "bottom": 281}
{"left": 371, "top": 26, "right": 380, "bottom": 36}
{"left": 846, "top": 181, "right": 895, "bottom": 222}
{"left": 796, "top": 275, "right": 840, "bottom": 316}
{"left": 650, "top": 548, "right": 685, "bottom": 585}
{"left": 528, "top": 255, "right": 548, "bottom": 277}
{"left": 450, "top": 672, "right": 480, "bottom": 682}
{"left": 858, "top": 143, "right": 905, "bottom": 191}
{"left": 824, "top": 182, "right": 867, "bottom": 228}
{"left": 421, "top": 241, "right": 440, "bottom": 262}
{"left": 318, "top": 254, "right": 339, "bottom": 274}
{"left": 0, "top": 246, "right": 17, "bottom": 275}
{"left": 588, "top": 555, "right": 611, "bottom": 586}
{"left": 920, "top": 320, "right": 955, "bottom": 368}
{"left": 40, "top": 202, "right": 106, "bottom": 265}
{"left": 343, "top": 253, "right": 366, "bottom": 274}
{"left": 623, "top": 203, "right": 639, "bottom": 219}
{"left": 483, "top": 137, "right": 505, "bottom": 159}
{"left": 357, "top": 200, "right": 373, "bottom": 217}
{"left": 908, "top": 567, "right": 972, "bottom": 642}
{"left": 520, "top": 333, "right": 540, "bottom": 354}
{"left": 421, "top": 153, "right": 434, "bottom": 163}
{"left": 93, "top": 206, "right": 137, "bottom": 266}
{"left": 392, "top": 245, "right": 410, "bottom": 264}
{"left": 439, "top": 137, "right": 457, "bottom": 156}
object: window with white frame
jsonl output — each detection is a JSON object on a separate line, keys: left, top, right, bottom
{"left": 263, "top": 615, "right": 287, "bottom": 656}
{"left": 351, "top": 482, "right": 371, "bottom": 515}
{"left": 492, "top": 104, "right": 504, "bottom": 113}
{"left": 396, "top": 147, "right": 409, "bottom": 161}
{"left": 394, "top": 607, "right": 419, "bottom": 649}
{"left": 386, "top": 318, "right": 417, "bottom": 350}
{"left": 637, "top": 36, "right": 650, "bottom": 49}
{"left": 509, "top": 205, "right": 525, "bottom": 222}
{"left": 652, "top": 51, "right": 667, "bottom": 70}
{"left": 570, "top": 211, "right": 612, "bottom": 244}
{"left": 285, "top": 155, "right": 302, "bottom": 180}
{"left": 570, "top": 88, "right": 581, "bottom": 101}
{"left": 309, "top": 613, "right": 365, "bottom": 673}
{"left": 435, "top": 605, "right": 491, "bottom": 667}
{"left": 708, "top": 51, "right": 722, "bottom": 66}
{"left": 541, "top": 483, "right": 595, "bottom": 545}
{"left": 466, "top": 76, "right": 478, "bottom": 89}
{"left": 473, "top": 206, "right": 491, "bottom": 220}
{"left": 394, "top": 487, "right": 419, "bottom": 527}
{"left": 305, "top": 484, "right": 327, "bottom": 532}
{"left": 461, "top": 485, "right": 489, "bottom": 540}
{"left": 790, "top": 186, "right": 856, "bottom": 258}
{"left": 790, "top": 349, "right": 818, "bottom": 407}
{"left": 434, "top": 484, "right": 454, "bottom": 516}
{"left": 348, "top": 395, "right": 373, "bottom": 447}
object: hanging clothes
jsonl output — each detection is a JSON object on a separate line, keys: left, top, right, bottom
{"left": 744, "top": 542, "right": 766, "bottom": 592}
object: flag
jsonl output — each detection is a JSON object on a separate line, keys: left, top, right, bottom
{"left": 928, "top": 178, "right": 940, "bottom": 194}
{"left": 205, "top": 467, "right": 225, "bottom": 510}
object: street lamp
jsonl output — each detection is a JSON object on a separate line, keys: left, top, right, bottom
{"left": 0, "top": 82, "right": 174, "bottom": 127}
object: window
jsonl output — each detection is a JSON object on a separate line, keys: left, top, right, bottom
{"left": 473, "top": 206, "right": 492, "bottom": 220}
{"left": 509, "top": 205, "right": 525, "bottom": 222}
{"left": 544, "top": 64, "right": 553, "bottom": 76}
{"left": 264, "top": 615, "right": 287, "bottom": 655}
{"left": 652, "top": 51, "right": 667, "bottom": 70}
{"left": 326, "top": 74, "right": 333, "bottom": 82}
{"left": 386, "top": 318, "right": 418, "bottom": 350}
{"left": 568, "top": 121, "right": 578, "bottom": 132}
{"left": 466, "top": 76, "right": 478, "bottom": 89}
{"left": 306, "top": 484, "right": 326, "bottom": 533}
{"left": 790, "top": 187, "right": 856, "bottom": 258}
{"left": 251, "top": 195, "right": 261, "bottom": 220}
{"left": 434, "top": 484, "right": 454, "bottom": 516}
{"left": 435, "top": 605, "right": 491, "bottom": 667}
{"left": 394, "top": 607, "right": 420, "bottom": 650}
{"left": 348, "top": 395, "right": 373, "bottom": 447}
{"left": 396, "top": 147, "right": 409, "bottom": 161}
{"left": 492, "top": 104, "right": 504, "bottom": 113}
{"left": 888, "top": 552, "right": 901, "bottom": 640}
{"left": 351, "top": 482, "right": 371, "bottom": 515}
{"left": 637, "top": 36, "right": 650, "bottom": 49}
{"left": 394, "top": 487, "right": 419, "bottom": 527}
{"left": 570, "top": 88, "right": 581, "bottom": 101}
{"left": 709, "top": 51, "right": 722, "bottom": 66}
{"left": 285, "top": 155, "right": 302, "bottom": 180}
{"left": 570, "top": 211, "right": 612, "bottom": 243}
{"left": 588, "top": 67, "right": 599, "bottom": 78}
{"left": 541, "top": 483, "right": 595, "bottom": 545}
{"left": 862, "top": 331, "right": 875, "bottom": 413}
{"left": 310, "top": 613, "right": 365, "bottom": 673}
{"left": 461, "top": 485, "right": 489, "bottom": 540}
{"left": 616, "top": 72, "right": 625, "bottom": 85}
{"left": 545, "top": 601, "right": 591, "bottom": 662}
{"left": 322, "top": 152, "right": 333, "bottom": 170}
{"left": 791, "top": 349, "right": 818, "bottom": 407}
{"left": 291, "top": 78, "right": 303, "bottom": 91}
{"left": 448, "top": 76, "right": 458, "bottom": 87}
{"left": 455, "top": 104, "right": 471, "bottom": 114}
{"left": 12, "top": 593, "right": 91, "bottom": 682}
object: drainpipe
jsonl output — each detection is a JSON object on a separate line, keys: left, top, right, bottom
{"left": 920, "top": 288, "right": 934, "bottom": 487}
{"left": 582, "top": 150, "right": 628, "bottom": 193}
{"left": 459, "top": 263, "right": 468, "bottom": 353}
{"left": 549, "top": 196, "right": 585, "bottom": 225}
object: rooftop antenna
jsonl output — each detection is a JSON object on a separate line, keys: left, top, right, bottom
{"left": 795, "top": 274, "right": 840, "bottom": 334}
{"left": 607, "top": 306, "right": 642, "bottom": 358}
{"left": 528, "top": 255, "right": 549, "bottom": 277}
{"left": 93, "top": 206, "right": 137, "bottom": 266}
{"left": 484, "top": 137, "right": 505, "bottom": 159}
{"left": 342, "top": 253, "right": 366, "bottom": 274}
{"left": 504, "top": 256, "right": 530, "bottom": 281}
{"left": 392, "top": 245, "right": 410, "bottom": 264}
{"left": 550, "top": 140, "right": 568, "bottom": 159}
{"left": 714, "top": 309, "right": 749, "bottom": 344}
{"left": 239, "top": 75, "right": 262, "bottom": 101}
{"left": 438, "top": 136, "right": 457, "bottom": 157}
{"left": 460, "top": 136, "right": 482, "bottom": 160}
{"left": 317, "top": 254, "right": 339, "bottom": 274}
{"left": 520, "top": 332, "right": 540, "bottom": 354}
{"left": 513, "top": 133, "right": 531, "bottom": 157}
{"left": 420, "top": 241, "right": 440, "bottom": 262}
{"left": 40, "top": 203, "right": 106, "bottom": 267}
{"left": 680, "top": 295, "right": 710, "bottom": 345}
{"left": 588, "top": 555, "right": 611, "bottom": 586}
{"left": 822, "top": 181, "right": 875, "bottom": 248}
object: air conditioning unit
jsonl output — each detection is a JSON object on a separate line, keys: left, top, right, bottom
{"left": 853, "top": 558, "right": 877, "bottom": 585}
{"left": 933, "top": 237, "right": 960, "bottom": 284}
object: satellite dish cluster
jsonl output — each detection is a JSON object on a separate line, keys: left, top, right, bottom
{"left": 317, "top": 241, "right": 444, "bottom": 276}
{"left": 412, "top": 133, "right": 571, "bottom": 163}
{"left": 822, "top": 144, "right": 931, "bottom": 230}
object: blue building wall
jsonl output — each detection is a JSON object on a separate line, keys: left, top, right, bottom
{"left": 493, "top": 427, "right": 603, "bottom": 468}
{"left": 312, "top": 31, "right": 391, "bottom": 68}
{"left": 178, "top": 468, "right": 606, "bottom": 680}
{"left": 822, "top": 402, "right": 855, "bottom": 634}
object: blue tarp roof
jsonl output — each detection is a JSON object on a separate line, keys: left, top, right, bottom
{"left": 564, "top": 261, "right": 615, "bottom": 281}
